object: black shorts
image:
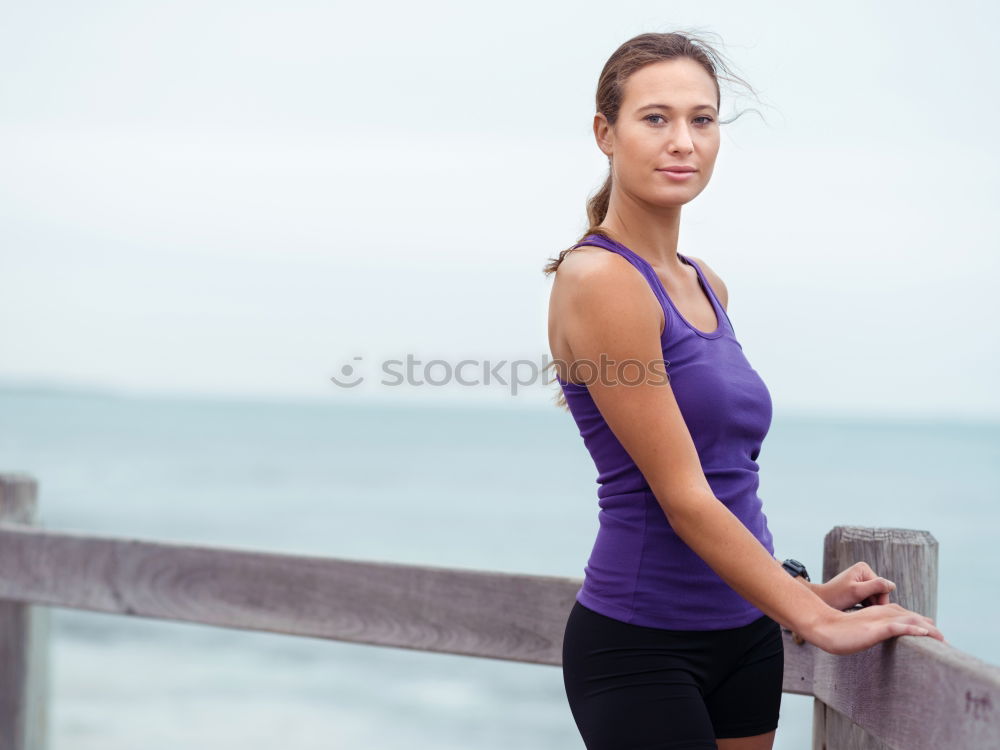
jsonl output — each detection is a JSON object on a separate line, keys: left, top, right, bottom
{"left": 561, "top": 599, "right": 783, "bottom": 749}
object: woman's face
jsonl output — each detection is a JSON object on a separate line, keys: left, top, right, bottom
{"left": 595, "top": 58, "right": 720, "bottom": 208}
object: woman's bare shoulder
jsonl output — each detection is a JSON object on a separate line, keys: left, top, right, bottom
{"left": 686, "top": 255, "right": 729, "bottom": 311}
{"left": 556, "top": 243, "right": 627, "bottom": 274}
{"left": 553, "top": 244, "right": 658, "bottom": 301}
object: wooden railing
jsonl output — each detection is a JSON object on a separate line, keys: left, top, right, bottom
{"left": 1, "top": 473, "right": 998, "bottom": 749}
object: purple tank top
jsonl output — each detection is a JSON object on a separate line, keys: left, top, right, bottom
{"left": 557, "top": 233, "right": 775, "bottom": 630}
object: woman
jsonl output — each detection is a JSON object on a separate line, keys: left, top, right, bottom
{"left": 544, "top": 31, "right": 945, "bottom": 750}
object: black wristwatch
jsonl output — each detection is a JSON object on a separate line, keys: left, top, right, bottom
{"left": 782, "top": 558, "right": 810, "bottom": 582}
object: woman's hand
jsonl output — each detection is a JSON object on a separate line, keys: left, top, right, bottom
{"left": 805, "top": 602, "right": 945, "bottom": 655}
{"left": 811, "top": 561, "right": 897, "bottom": 611}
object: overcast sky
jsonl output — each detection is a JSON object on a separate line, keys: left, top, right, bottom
{"left": 2, "top": 1, "right": 997, "bottom": 420}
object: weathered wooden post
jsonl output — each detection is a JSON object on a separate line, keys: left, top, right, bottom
{"left": 0, "top": 474, "right": 50, "bottom": 750}
{"left": 812, "top": 526, "right": 938, "bottom": 750}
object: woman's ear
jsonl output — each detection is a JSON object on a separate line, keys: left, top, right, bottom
{"left": 593, "top": 112, "right": 613, "bottom": 160}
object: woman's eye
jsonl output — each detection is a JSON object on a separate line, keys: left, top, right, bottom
{"left": 644, "top": 114, "right": 715, "bottom": 126}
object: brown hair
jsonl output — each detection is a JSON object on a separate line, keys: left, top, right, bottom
{"left": 543, "top": 29, "right": 760, "bottom": 409}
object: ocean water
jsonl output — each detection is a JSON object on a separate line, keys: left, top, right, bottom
{"left": 1, "top": 386, "right": 997, "bottom": 749}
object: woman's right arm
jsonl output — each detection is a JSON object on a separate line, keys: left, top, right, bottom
{"left": 558, "top": 253, "right": 944, "bottom": 654}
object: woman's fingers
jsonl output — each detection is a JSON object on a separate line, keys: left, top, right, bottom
{"left": 895, "top": 614, "right": 945, "bottom": 641}
{"left": 819, "top": 602, "right": 947, "bottom": 654}
{"left": 872, "top": 606, "right": 946, "bottom": 642}
{"left": 874, "top": 583, "right": 893, "bottom": 605}
{"left": 888, "top": 621, "right": 925, "bottom": 636}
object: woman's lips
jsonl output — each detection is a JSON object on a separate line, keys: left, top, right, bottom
{"left": 657, "top": 169, "right": 696, "bottom": 181}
